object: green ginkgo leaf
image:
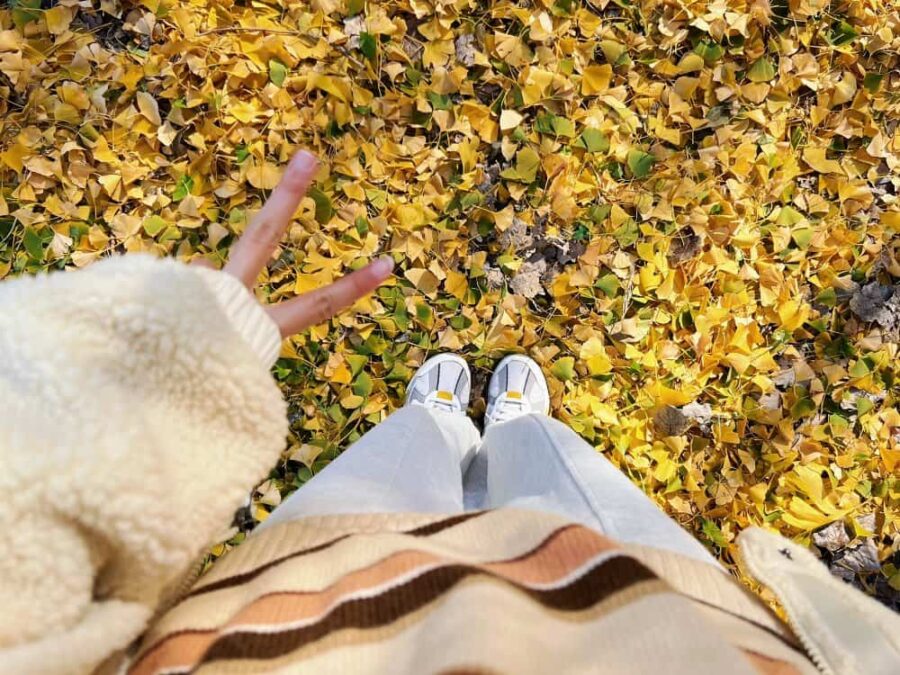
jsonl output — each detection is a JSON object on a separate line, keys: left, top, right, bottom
{"left": 309, "top": 187, "right": 334, "bottom": 224}
{"left": 577, "top": 128, "right": 609, "bottom": 153}
{"left": 268, "top": 60, "right": 287, "bottom": 87}
{"left": 352, "top": 371, "right": 373, "bottom": 397}
{"left": 11, "top": 0, "right": 41, "bottom": 28}
{"left": 23, "top": 227, "right": 44, "bottom": 262}
{"left": 627, "top": 149, "right": 655, "bottom": 178}
{"left": 359, "top": 32, "right": 377, "bottom": 60}
{"left": 550, "top": 357, "right": 576, "bottom": 381}
{"left": 173, "top": 174, "right": 193, "bottom": 201}
{"left": 500, "top": 147, "right": 541, "bottom": 183}
{"left": 747, "top": 57, "right": 776, "bottom": 82}
{"left": 143, "top": 215, "right": 168, "bottom": 237}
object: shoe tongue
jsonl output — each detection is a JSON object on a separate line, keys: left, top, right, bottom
{"left": 498, "top": 393, "right": 527, "bottom": 414}
{"left": 436, "top": 369, "right": 461, "bottom": 397}
{"left": 490, "top": 394, "right": 528, "bottom": 423}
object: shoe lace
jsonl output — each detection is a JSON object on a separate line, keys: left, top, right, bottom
{"left": 430, "top": 398, "right": 458, "bottom": 414}
{"left": 491, "top": 396, "right": 528, "bottom": 423}
{"left": 422, "top": 392, "right": 461, "bottom": 414}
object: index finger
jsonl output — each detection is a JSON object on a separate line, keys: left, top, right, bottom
{"left": 224, "top": 151, "right": 319, "bottom": 287}
{"left": 267, "top": 256, "right": 394, "bottom": 337}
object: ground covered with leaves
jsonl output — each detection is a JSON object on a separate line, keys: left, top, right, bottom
{"left": 1, "top": 0, "right": 899, "bottom": 607}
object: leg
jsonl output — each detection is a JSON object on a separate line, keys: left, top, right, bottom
{"left": 480, "top": 354, "right": 718, "bottom": 566}
{"left": 261, "top": 355, "right": 480, "bottom": 530}
{"left": 482, "top": 413, "right": 719, "bottom": 565}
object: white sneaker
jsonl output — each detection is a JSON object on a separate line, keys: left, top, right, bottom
{"left": 485, "top": 354, "right": 550, "bottom": 426}
{"left": 405, "top": 354, "right": 471, "bottom": 415}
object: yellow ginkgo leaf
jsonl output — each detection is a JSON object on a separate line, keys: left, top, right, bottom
{"left": 830, "top": 71, "right": 857, "bottom": 106}
{"left": 579, "top": 337, "right": 612, "bottom": 375}
{"left": 44, "top": 6, "right": 73, "bottom": 34}
{"left": 98, "top": 174, "right": 123, "bottom": 199}
{"left": 499, "top": 109, "right": 524, "bottom": 130}
{"left": 135, "top": 91, "right": 162, "bottom": 126}
{"left": 581, "top": 64, "right": 612, "bottom": 94}
{"left": 644, "top": 382, "right": 695, "bottom": 407}
{"left": 404, "top": 268, "right": 440, "bottom": 295}
{"left": 1, "top": 142, "right": 29, "bottom": 174}
{"left": 802, "top": 147, "right": 843, "bottom": 174}
{"left": 677, "top": 53, "right": 704, "bottom": 74}
{"left": 396, "top": 204, "right": 425, "bottom": 228}
{"left": 340, "top": 393, "right": 365, "bottom": 409}
{"left": 444, "top": 269, "right": 469, "bottom": 301}
{"left": 246, "top": 162, "right": 281, "bottom": 190}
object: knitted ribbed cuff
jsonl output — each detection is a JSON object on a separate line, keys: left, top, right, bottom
{"left": 191, "top": 267, "right": 282, "bottom": 368}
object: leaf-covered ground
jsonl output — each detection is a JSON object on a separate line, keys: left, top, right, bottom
{"left": 1, "top": 0, "right": 898, "bottom": 607}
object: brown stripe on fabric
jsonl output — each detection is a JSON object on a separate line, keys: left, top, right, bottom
{"left": 405, "top": 511, "right": 485, "bottom": 536}
{"left": 192, "top": 556, "right": 658, "bottom": 668}
{"left": 186, "top": 535, "right": 352, "bottom": 599}
{"left": 131, "top": 525, "right": 611, "bottom": 675}
{"left": 188, "top": 512, "right": 488, "bottom": 600}
{"left": 216, "top": 527, "right": 609, "bottom": 630}
{"left": 228, "top": 579, "right": 669, "bottom": 674}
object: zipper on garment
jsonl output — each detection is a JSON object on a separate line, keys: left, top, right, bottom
{"left": 740, "top": 554, "right": 831, "bottom": 674}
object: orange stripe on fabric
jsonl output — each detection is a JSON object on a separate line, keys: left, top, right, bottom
{"left": 227, "top": 525, "right": 610, "bottom": 626}
{"left": 130, "top": 525, "right": 615, "bottom": 675}
{"left": 743, "top": 650, "right": 803, "bottom": 675}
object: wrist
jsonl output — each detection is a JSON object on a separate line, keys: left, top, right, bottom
{"left": 190, "top": 267, "right": 282, "bottom": 368}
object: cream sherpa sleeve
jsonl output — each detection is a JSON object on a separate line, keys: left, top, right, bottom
{"left": 0, "top": 255, "right": 288, "bottom": 674}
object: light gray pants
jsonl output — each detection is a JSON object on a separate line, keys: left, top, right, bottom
{"left": 261, "top": 406, "right": 718, "bottom": 566}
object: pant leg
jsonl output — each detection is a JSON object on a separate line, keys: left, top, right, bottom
{"left": 259, "top": 406, "right": 481, "bottom": 531}
{"left": 481, "top": 413, "right": 719, "bottom": 566}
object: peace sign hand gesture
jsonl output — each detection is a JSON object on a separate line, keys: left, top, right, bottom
{"left": 205, "top": 151, "right": 393, "bottom": 338}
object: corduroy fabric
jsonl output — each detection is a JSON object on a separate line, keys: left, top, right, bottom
{"left": 128, "top": 510, "right": 815, "bottom": 675}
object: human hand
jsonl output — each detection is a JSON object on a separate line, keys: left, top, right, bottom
{"left": 199, "top": 151, "right": 393, "bottom": 337}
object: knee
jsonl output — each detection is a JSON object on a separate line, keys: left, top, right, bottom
{"left": 378, "top": 405, "right": 449, "bottom": 441}
{"left": 387, "top": 404, "right": 440, "bottom": 427}
{"left": 526, "top": 413, "right": 576, "bottom": 439}
{"left": 483, "top": 413, "right": 586, "bottom": 454}
{"left": 485, "top": 411, "right": 549, "bottom": 431}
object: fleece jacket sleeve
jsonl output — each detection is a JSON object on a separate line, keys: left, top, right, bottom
{"left": 0, "top": 255, "right": 288, "bottom": 674}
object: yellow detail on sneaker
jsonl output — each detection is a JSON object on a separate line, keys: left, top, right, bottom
{"left": 436, "top": 391, "right": 454, "bottom": 401}
{"left": 507, "top": 391, "right": 522, "bottom": 400}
